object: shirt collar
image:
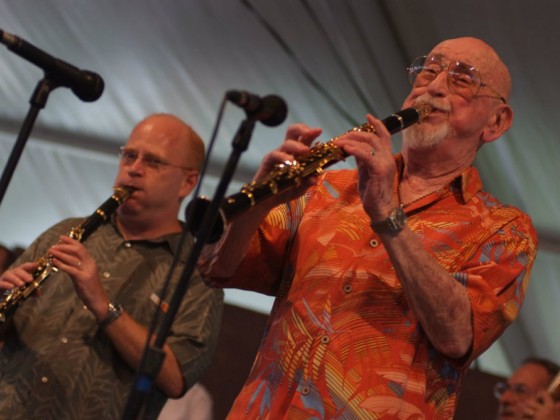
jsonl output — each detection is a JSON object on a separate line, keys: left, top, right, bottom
{"left": 395, "top": 154, "right": 483, "bottom": 207}
{"left": 110, "top": 217, "right": 192, "bottom": 261}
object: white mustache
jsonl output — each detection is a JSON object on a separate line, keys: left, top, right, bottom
{"left": 413, "top": 94, "right": 451, "bottom": 114}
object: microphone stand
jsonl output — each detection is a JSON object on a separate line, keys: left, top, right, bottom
{"left": 0, "top": 77, "right": 58, "bottom": 207}
{"left": 122, "top": 117, "right": 258, "bottom": 420}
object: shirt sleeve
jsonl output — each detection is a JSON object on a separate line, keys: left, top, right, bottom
{"left": 204, "top": 198, "right": 305, "bottom": 296}
{"left": 165, "top": 271, "right": 224, "bottom": 392}
{"left": 454, "top": 211, "right": 538, "bottom": 365}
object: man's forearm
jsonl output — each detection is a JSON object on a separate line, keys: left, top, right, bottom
{"left": 379, "top": 227, "right": 473, "bottom": 358}
{"left": 103, "top": 312, "right": 186, "bottom": 398}
{"left": 199, "top": 205, "right": 271, "bottom": 279}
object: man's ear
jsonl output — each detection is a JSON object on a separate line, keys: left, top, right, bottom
{"left": 179, "top": 170, "right": 199, "bottom": 199}
{"left": 481, "top": 104, "right": 513, "bottom": 144}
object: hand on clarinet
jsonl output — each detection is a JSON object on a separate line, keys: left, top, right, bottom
{"left": 253, "top": 123, "right": 323, "bottom": 209}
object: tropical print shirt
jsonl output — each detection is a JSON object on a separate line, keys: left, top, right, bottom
{"left": 0, "top": 218, "right": 223, "bottom": 420}
{"left": 208, "top": 158, "right": 537, "bottom": 419}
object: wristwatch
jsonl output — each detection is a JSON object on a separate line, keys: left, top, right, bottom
{"left": 98, "top": 301, "right": 124, "bottom": 328}
{"left": 370, "top": 206, "right": 407, "bottom": 234}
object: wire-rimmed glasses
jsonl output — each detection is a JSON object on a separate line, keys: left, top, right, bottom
{"left": 407, "top": 55, "right": 506, "bottom": 103}
{"left": 119, "top": 147, "right": 193, "bottom": 172}
{"left": 493, "top": 382, "right": 533, "bottom": 399}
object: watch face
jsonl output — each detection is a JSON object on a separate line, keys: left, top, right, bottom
{"left": 371, "top": 207, "right": 407, "bottom": 233}
{"left": 393, "top": 207, "right": 406, "bottom": 225}
{"left": 388, "top": 213, "right": 400, "bottom": 229}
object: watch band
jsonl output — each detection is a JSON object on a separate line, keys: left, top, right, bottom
{"left": 98, "top": 302, "right": 123, "bottom": 328}
{"left": 370, "top": 206, "right": 407, "bottom": 234}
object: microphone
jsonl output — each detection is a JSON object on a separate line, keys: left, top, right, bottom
{"left": 226, "top": 90, "right": 287, "bottom": 127}
{"left": 0, "top": 29, "right": 104, "bottom": 102}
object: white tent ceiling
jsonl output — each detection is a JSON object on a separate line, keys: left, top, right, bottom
{"left": 1, "top": 0, "right": 559, "bottom": 378}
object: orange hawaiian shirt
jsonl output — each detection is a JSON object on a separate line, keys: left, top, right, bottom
{"left": 211, "top": 159, "right": 537, "bottom": 419}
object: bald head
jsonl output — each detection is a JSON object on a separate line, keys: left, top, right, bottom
{"left": 429, "top": 37, "right": 512, "bottom": 101}
{"left": 131, "top": 114, "right": 206, "bottom": 171}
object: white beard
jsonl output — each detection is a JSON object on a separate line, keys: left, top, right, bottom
{"left": 403, "top": 95, "right": 452, "bottom": 150}
{"left": 402, "top": 120, "right": 450, "bottom": 150}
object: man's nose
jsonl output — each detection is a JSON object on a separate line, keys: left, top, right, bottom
{"left": 425, "top": 70, "right": 450, "bottom": 96}
{"left": 127, "top": 157, "right": 146, "bottom": 174}
{"left": 498, "top": 388, "right": 518, "bottom": 405}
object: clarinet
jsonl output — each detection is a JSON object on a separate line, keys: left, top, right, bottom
{"left": 187, "top": 104, "right": 432, "bottom": 242}
{"left": 0, "top": 187, "right": 131, "bottom": 322}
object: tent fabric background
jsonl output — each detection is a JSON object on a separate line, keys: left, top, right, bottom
{"left": 1, "top": 0, "right": 559, "bottom": 379}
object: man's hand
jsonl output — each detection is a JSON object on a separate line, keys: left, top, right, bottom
{"left": 49, "top": 235, "right": 109, "bottom": 317}
{"left": 334, "top": 114, "right": 398, "bottom": 222}
{"left": 253, "top": 123, "right": 323, "bottom": 207}
{"left": 0, "top": 261, "right": 39, "bottom": 291}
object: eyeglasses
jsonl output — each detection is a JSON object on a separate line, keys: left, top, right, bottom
{"left": 407, "top": 55, "right": 506, "bottom": 103}
{"left": 493, "top": 382, "right": 533, "bottom": 399}
{"left": 119, "top": 147, "right": 193, "bottom": 171}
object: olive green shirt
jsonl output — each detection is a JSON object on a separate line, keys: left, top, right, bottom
{"left": 0, "top": 218, "right": 223, "bottom": 419}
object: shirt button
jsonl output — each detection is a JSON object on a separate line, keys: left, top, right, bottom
{"left": 41, "top": 376, "right": 49, "bottom": 384}
{"left": 124, "top": 242, "right": 132, "bottom": 248}
{"left": 301, "top": 386, "right": 310, "bottom": 395}
{"left": 320, "top": 335, "right": 329, "bottom": 344}
{"left": 103, "top": 271, "right": 111, "bottom": 279}
{"left": 343, "top": 284, "right": 352, "bottom": 294}
{"left": 60, "top": 337, "right": 68, "bottom": 344}
{"left": 369, "top": 239, "right": 379, "bottom": 247}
